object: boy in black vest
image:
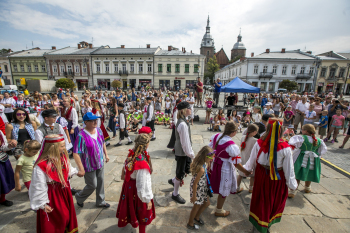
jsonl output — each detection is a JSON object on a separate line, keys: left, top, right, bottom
{"left": 34, "top": 109, "right": 72, "bottom": 151}
{"left": 114, "top": 103, "right": 133, "bottom": 147}
{"left": 146, "top": 96, "right": 156, "bottom": 141}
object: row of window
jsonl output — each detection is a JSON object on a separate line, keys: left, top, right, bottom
{"left": 158, "top": 64, "right": 199, "bottom": 73}
{"left": 13, "top": 64, "right": 46, "bottom": 73}
{"left": 53, "top": 65, "right": 87, "bottom": 74}
{"left": 320, "top": 67, "right": 346, "bottom": 78}
{"left": 95, "top": 63, "right": 152, "bottom": 73}
{"left": 253, "top": 65, "right": 315, "bottom": 75}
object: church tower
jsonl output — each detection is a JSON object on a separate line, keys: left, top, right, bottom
{"left": 200, "top": 15, "right": 215, "bottom": 65}
{"left": 231, "top": 29, "right": 246, "bottom": 60}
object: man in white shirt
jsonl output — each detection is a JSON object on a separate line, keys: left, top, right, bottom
{"left": 294, "top": 97, "right": 310, "bottom": 133}
{"left": 0, "top": 92, "right": 15, "bottom": 123}
{"left": 186, "top": 92, "right": 195, "bottom": 125}
{"left": 114, "top": 103, "right": 133, "bottom": 147}
{"left": 146, "top": 96, "right": 156, "bottom": 141}
{"left": 97, "top": 92, "right": 107, "bottom": 115}
{"left": 168, "top": 101, "right": 194, "bottom": 204}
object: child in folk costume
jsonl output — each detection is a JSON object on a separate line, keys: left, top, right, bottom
{"left": 116, "top": 134, "right": 156, "bottom": 233}
{"left": 288, "top": 124, "right": 327, "bottom": 198}
{"left": 243, "top": 118, "right": 298, "bottom": 233}
{"left": 50, "top": 106, "right": 71, "bottom": 145}
{"left": 62, "top": 97, "right": 80, "bottom": 147}
{"left": 187, "top": 146, "right": 214, "bottom": 230}
{"left": 29, "top": 134, "right": 79, "bottom": 233}
{"left": 0, "top": 128, "right": 15, "bottom": 206}
{"left": 114, "top": 103, "right": 133, "bottom": 147}
{"left": 236, "top": 124, "right": 259, "bottom": 193}
{"left": 166, "top": 99, "right": 181, "bottom": 149}
{"left": 141, "top": 101, "right": 148, "bottom": 127}
{"left": 91, "top": 99, "right": 110, "bottom": 144}
{"left": 209, "top": 122, "right": 250, "bottom": 217}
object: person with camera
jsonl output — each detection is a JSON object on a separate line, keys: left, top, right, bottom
{"left": 208, "top": 122, "right": 251, "bottom": 217}
{"left": 213, "top": 78, "right": 222, "bottom": 107}
{"left": 195, "top": 77, "right": 203, "bottom": 108}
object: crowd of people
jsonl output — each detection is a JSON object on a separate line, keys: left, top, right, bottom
{"left": 1, "top": 83, "right": 348, "bottom": 233}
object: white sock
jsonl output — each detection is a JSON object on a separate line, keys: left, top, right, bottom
{"left": 118, "top": 140, "right": 122, "bottom": 144}
{"left": 152, "top": 132, "right": 156, "bottom": 138}
{"left": 173, "top": 178, "right": 180, "bottom": 196}
{"left": 127, "top": 137, "right": 132, "bottom": 142}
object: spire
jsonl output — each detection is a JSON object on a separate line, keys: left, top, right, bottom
{"left": 206, "top": 15, "right": 210, "bottom": 34}
{"left": 207, "top": 15, "right": 210, "bottom": 27}
{"left": 237, "top": 28, "right": 242, "bottom": 42}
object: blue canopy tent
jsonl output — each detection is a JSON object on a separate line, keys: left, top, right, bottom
{"left": 221, "top": 77, "right": 260, "bottom": 93}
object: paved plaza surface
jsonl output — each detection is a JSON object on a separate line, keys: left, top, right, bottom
{"left": 1, "top": 104, "right": 350, "bottom": 232}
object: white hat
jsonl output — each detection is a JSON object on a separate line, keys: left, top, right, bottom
{"left": 266, "top": 102, "right": 273, "bottom": 106}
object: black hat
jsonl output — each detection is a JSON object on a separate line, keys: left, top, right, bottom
{"left": 146, "top": 96, "right": 153, "bottom": 100}
{"left": 262, "top": 114, "right": 274, "bottom": 122}
{"left": 118, "top": 103, "right": 125, "bottom": 108}
{"left": 153, "top": 93, "right": 158, "bottom": 97}
{"left": 42, "top": 109, "right": 58, "bottom": 118}
{"left": 177, "top": 101, "right": 191, "bottom": 110}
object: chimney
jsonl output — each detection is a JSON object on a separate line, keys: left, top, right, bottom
{"left": 251, "top": 52, "right": 254, "bottom": 57}
{"left": 184, "top": 48, "right": 186, "bottom": 53}
{"left": 52, "top": 46, "right": 56, "bottom": 50}
{"left": 147, "top": 44, "right": 150, "bottom": 48}
{"left": 78, "top": 44, "right": 81, "bottom": 49}
{"left": 266, "top": 48, "right": 270, "bottom": 53}
{"left": 89, "top": 43, "right": 93, "bottom": 49}
{"left": 281, "top": 48, "right": 285, "bottom": 53}
{"left": 306, "top": 51, "right": 312, "bottom": 54}
{"left": 191, "top": 50, "right": 192, "bottom": 54}
{"left": 168, "top": 45, "right": 172, "bottom": 51}
{"left": 121, "top": 45, "right": 125, "bottom": 48}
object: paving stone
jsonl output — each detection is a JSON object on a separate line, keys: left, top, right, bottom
{"left": 304, "top": 194, "right": 350, "bottom": 219}
{"left": 317, "top": 178, "right": 350, "bottom": 195}
{"left": 284, "top": 192, "right": 322, "bottom": 217}
{"left": 337, "top": 219, "right": 350, "bottom": 232}
{"left": 304, "top": 216, "right": 347, "bottom": 233}
{"left": 298, "top": 181, "right": 331, "bottom": 194}
{"left": 1, "top": 210, "right": 36, "bottom": 233}
{"left": 75, "top": 202, "right": 103, "bottom": 233}
{"left": 269, "top": 216, "right": 312, "bottom": 233}
{"left": 321, "top": 165, "right": 348, "bottom": 179}
{"left": 0, "top": 201, "right": 31, "bottom": 230}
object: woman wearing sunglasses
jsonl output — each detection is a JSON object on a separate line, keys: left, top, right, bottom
{"left": 5, "top": 108, "right": 37, "bottom": 160}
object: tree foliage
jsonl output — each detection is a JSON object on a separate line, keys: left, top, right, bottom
{"left": 204, "top": 55, "right": 220, "bottom": 80}
{"left": 0, "top": 48, "right": 11, "bottom": 54}
{"left": 55, "top": 78, "right": 76, "bottom": 89}
{"left": 111, "top": 80, "right": 122, "bottom": 89}
{"left": 229, "top": 55, "right": 242, "bottom": 63}
{"left": 278, "top": 80, "right": 298, "bottom": 92}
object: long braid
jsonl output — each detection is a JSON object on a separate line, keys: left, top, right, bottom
{"left": 241, "top": 124, "right": 259, "bottom": 150}
{"left": 214, "top": 122, "right": 237, "bottom": 149}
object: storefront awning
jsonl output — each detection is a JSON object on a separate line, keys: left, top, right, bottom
{"left": 327, "top": 83, "right": 334, "bottom": 87}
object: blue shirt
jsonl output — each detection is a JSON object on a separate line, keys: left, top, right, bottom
{"left": 115, "top": 94, "right": 123, "bottom": 103}
{"left": 214, "top": 82, "right": 222, "bottom": 93}
{"left": 319, "top": 115, "right": 328, "bottom": 128}
{"left": 132, "top": 92, "right": 136, "bottom": 101}
{"left": 261, "top": 98, "right": 268, "bottom": 107}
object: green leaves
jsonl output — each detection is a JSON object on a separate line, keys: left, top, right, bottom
{"left": 55, "top": 78, "right": 76, "bottom": 89}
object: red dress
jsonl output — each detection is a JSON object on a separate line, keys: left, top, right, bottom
{"left": 116, "top": 150, "right": 156, "bottom": 228}
{"left": 36, "top": 158, "right": 78, "bottom": 233}
{"left": 92, "top": 108, "right": 110, "bottom": 141}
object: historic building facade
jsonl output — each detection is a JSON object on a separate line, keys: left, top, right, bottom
{"left": 315, "top": 51, "right": 350, "bottom": 94}
{"left": 90, "top": 45, "right": 161, "bottom": 90}
{"left": 200, "top": 16, "right": 215, "bottom": 65}
{"left": 9, "top": 48, "right": 52, "bottom": 88}
{"left": 215, "top": 49, "right": 318, "bottom": 93}
{"left": 0, "top": 51, "right": 14, "bottom": 85}
{"left": 154, "top": 46, "right": 205, "bottom": 90}
{"left": 214, "top": 48, "right": 229, "bottom": 69}
{"left": 44, "top": 42, "right": 100, "bottom": 90}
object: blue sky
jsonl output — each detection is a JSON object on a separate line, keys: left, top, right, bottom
{"left": 1, "top": 0, "right": 350, "bottom": 56}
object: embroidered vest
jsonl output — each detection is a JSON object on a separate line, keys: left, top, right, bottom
{"left": 174, "top": 117, "right": 192, "bottom": 157}
{"left": 212, "top": 133, "right": 235, "bottom": 159}
{"left": 38, "top": 123, "right": 61, "bottom": 137}
{"left": 12, "top": 123, "right": 36, "bottom": 141}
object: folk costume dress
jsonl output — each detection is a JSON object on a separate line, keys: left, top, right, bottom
{"left": 209, "top": 133, "right": 241, "bottom": 197}
{"left": 61, "top": 106, "right": 80, "bottom": 146}
{"left": 0, "top": 130, "right": 15, "bottom": 204}
{"left": 29, "top": 136, "right": 78, "bottom": 233}
{"left": 91, "top": 100, "right": 110, "bottom": 142}
{"left": 244, "top": 120, "right": 297, "bottom": 233}
{"left": 289, "top": 135, "right": 327, "bottom": 183}
{"left": 116, "top": 149, "right": 156, "bottom": 228}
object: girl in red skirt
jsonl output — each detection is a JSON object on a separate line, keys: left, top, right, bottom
{"left": 91, "top": 100, "right": 110, "bottom": 146}
{"left": 29, "top": 134, "right": 79, "bottom": 233}
{"left": 244, "top": 118, "right": 297, "bottom": 233}
{"left": 117, "top": 133, "right": 155, "bottom": 233}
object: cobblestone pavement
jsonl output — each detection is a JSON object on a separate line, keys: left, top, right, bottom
{"left": 1, "top": 105, "right": 350, "bottom": 233}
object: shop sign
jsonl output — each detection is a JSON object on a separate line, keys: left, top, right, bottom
{"left": 326, "top": 83, "right": 334, "bottom": 87}
{"left": 139, "top": 79, "right": 152, "bottom": 83}
{"left": 318, "top": 83, "right": 324, "bottom": 86}
{"left": 175, "top": 77, "right": 185, "bottom": 79}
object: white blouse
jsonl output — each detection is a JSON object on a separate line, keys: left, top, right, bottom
{"left": 129, "top": 169, "right": 153, "bottom": 203}
{"left": 29, "top": 163, "right": 78, "bottom": 210}
{"left": 289, "top": 135, "right": 327, "bottom": 163}
{"left": 244, "top": 142, "right": 298, "bottom": 190}
{"left": 173, "top": 109, "right": 178, "bottom": 125}
{"left": 208, "top": 134, "right": 241, "bottom": 164}
{"left": 177, "top": 122, "right": 194, "bottom": 159}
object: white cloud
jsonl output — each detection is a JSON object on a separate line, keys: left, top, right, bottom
{"left": 1, "top": 0, "right": 350, "bottom": 55}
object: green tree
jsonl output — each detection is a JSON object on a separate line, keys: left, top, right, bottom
{"left": 229, "top": 55, "right": 242, "bottom": 63}
{"left": 278, "top": 80, "right": 298, "bottom": 92}
{"left": 204, "top": 55, "right": 220, "bottom": 82}
{"left": 0, "top": 48, "right": 11, "bottom": 54}
{"left": 111, "top": 80, "right": 122, "bottom": 89}
{"left": 55, "top": 78, "right": 76, "bottom": 89}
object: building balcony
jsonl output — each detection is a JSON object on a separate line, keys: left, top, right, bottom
{"left": 119, "top": 71, "right": 128, "bottom": 76}
{"left": 327, "top": 76, "right": 344, "bottom": 81}
{"left": 296, "top": 73, "right": 312, "bottom": 80}
{"left": 64, "top": 71, "right": 75, "bottom": 77}
{"left": 259, "top": 72, "right": 273, "bottom": 79}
